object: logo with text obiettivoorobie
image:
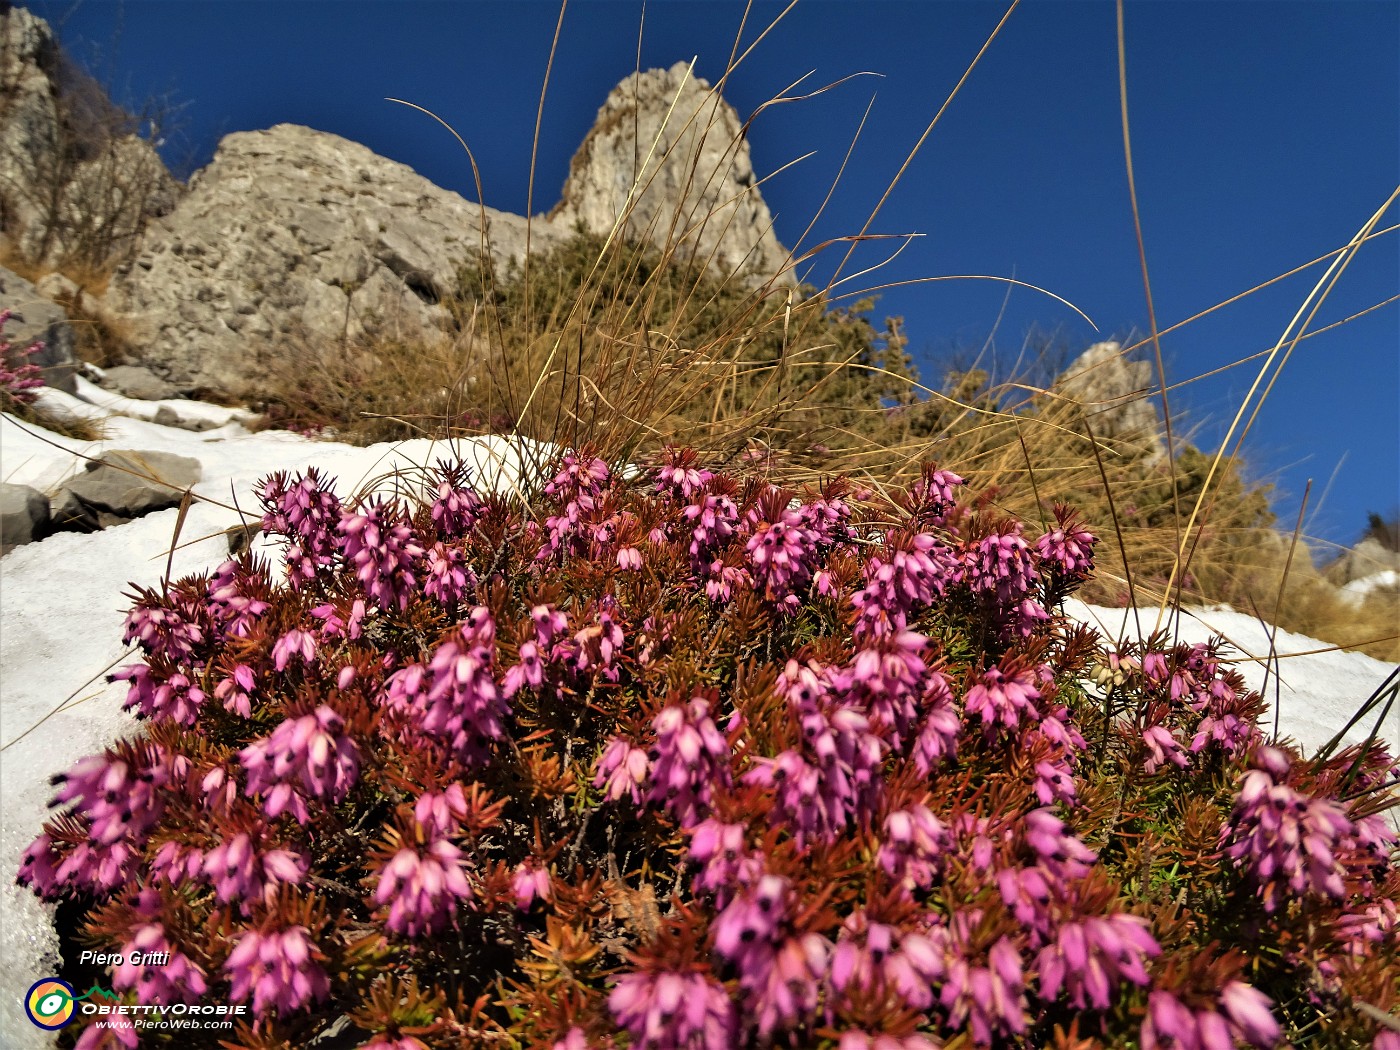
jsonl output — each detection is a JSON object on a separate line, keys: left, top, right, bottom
{"left": 24, "top": 978, "right": 79, "bottom": 1030}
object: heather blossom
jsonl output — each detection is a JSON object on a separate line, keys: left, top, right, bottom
{"left": 646, "top": 696, "right": 732, "bottom": 826}
{"left": 339, "top": 498, "right": 425, "bottom": 611}
{"left": 110, "top": 897, "right": 209, "bottom": 1004}
{"left": 595, "top": 736, "right": 651, "bottom": 806}
{"left": 1221, "top": 745, "right": 1355, "bottom": 911}
{"left": 0, "top": 309, "right": 46, "bottom": 404}
{"left": 375, "top": 832, "right": 475, "bottom": 937}
{"left": 963, "top": 665, "right": 1041, "bottom": 734}
{"left": 608, "top": 969, "right": 737, "bottom": 1050}
{"left": 240, "top": 706, "right": 361, "bottom": 823}
{"left": 201, "top": 831, "right": 308, "bottom": 910}
{"left": 1035, "top": 912, "right": 1159, "bottom": 1010}
{"left": 224, "top": 925, "right": 330, "bottom": 1017}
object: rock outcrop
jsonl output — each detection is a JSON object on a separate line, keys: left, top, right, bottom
{"left": 552, "top": 61, "right": 791, "bottom": 285}
{"left": 1057, "top": 341, "right": 1164, "bottom": 457}
{"left": 1328, "top": 536, "right": 1400, "bottom": 588}
{"left": 105, "top": 123, "right": 566, "bottom": 396}
{"left": 0, "top": 481, "right": 49, "bottom": 552}
{"left": 55, "top": 448, "right": 202, "bottom": 526}
{"left": 0, "top": 6, "right": 181, "bottom": 270}
{"left": 0, "top": 265, "right": 78, "bottom": 393}
{"left": 104, "top": 63, "right": 792, "bottom": 397}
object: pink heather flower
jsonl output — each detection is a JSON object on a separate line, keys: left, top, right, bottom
{"left": 271, "top": 627, "right": 317, "bottom": 672}
{"left": 835, "top": 631, "right": 930, "bottom": 747}
{"left": 553, "top": 1029, "right": 590, "bottom": 1050}
{"left": 746, "top": 932, "right": 830, "bottom": 1037}
{"left": 617, "top": 545, "right": 644, "bottom": 571}
{"left": 928, "top": 918, "right": 1027, "bottom": 1046}
{"left": 1141, "top": 985, "right": 1281, "bottom": 1050}
{"left": 854, "top": 531, "right": 955, "bottom": 639}
{"left": 503, "top": 639, "right": 545, "bottom": 698}
{"left": 1023, "top": 808, "right": 1098, "bottom": 883}
{"left": 647, "top": 697, "right": 732, "bottom": 827}
{"left": 1036, "top": 913, "right": 1159, "bottom": 1010}
{"left": 385, "top": 613, "right": 508, "bottom": 765}
{"left": 1033, "top": 757, "right": 1077, "bottom": 807}
{"left": 1142, "top": 724, "right": 1189, "bottom": 773}
{"left": 908, "top": 464, "right": 964, "bottom": 519}
{"left": 338, "top": 499, "right": 425, "bottom": 611}
{"left": 572, "top": 606, "right": 625, "bottom": 680}
{"left": 256, "top": 469, "right": 342, "bottom": 587}
{"left": 687, "top": 818, "right": 754, "bottom": 906}
{"left": 414, "top": 783, "right": 469, "bottom": 837}
{"left": 963, "top": 665, "right": 1041, "bottom": 734}
{"left": 363, "top": 1037, "right": 430, "bottom": 1050}
{"left": 512, "top": 858, "right": 552, "bottom": 910}
{"left": 595, "top": 737, "right": 651, "bottom": 806}
{"left": 224, "top": 926, "right": 329, "bottom": 1017}
{"left": 240, "top": 706, "right": 361, "bottom": 824}
{"left": 0, "top": 310, "right": 47, "bottom": 403}
{"left": 20, "top": 748, "right": 171, "bottom": 897}
{"left": 830, "top": 910, "right": 944, "bottom": 1012}
{"left": 206, "top": 560, "right": 271, "bottom": 639}
{"left": 743, "top": 699, "right": 885, "bottom": 847}
{"left": 839, "top": 1033, "right": 940, "bottom": 1050}
{"left": 684, "top": 492, "right": 739, "bottom": 561}
{"left": 375, "top": 835, "right": 474, "bottom": 937}
{"left": 74, "top": 1015, "right": 139, "bottom": 1048}
{"left": 655, "top": 450, "right": 715, "bottom": 499}
{"left": 1143, "top": 651, "right": 1170, "bottom": 684}
{"left": 911, "top": 673, "right": 961, "bottom": 775}
{"left": 1374, "top": 1033, "right": 1400, "bottom": 1050}
{"left": 214, "top": 664, "right": 257, "bottom": 718}
{"left": 122, "top": 594, "right": 206, "bottom": 663}
{"left": 1034, "top": 513, "right": 1097, "bottom": 579}
{"left": 964, "top": 526, "right": 1038, "bottom": 605}
{"left": 713, "top": 872, "right": 790, "bottom": 961}
{"left": 150, "top": 839, "right": 204, "bottom": 885}
{"left": 1219, "top": 982, "right": 1283, "bottom": 1048}
{"left": 111, "top": 923, "right": 208, "bottom": 1004}
{"left": 430, "top": 464, "right": 483, "bottom": 536}
{"left": 114, "top": 664, "right": 207, "bottom": 727}
{"left": 311, "top": 598, "right": 366, "bottom": 641}
{"left": 744, "top": 497, "right": 821, "bottom": 606}
{"left": 1221, "top": 746, "right": 1354, "bottom": 911}
{"left": 201, "top": 832, "right": 307, "bottom": 910}
{"left": 423, "top": 542, "right": 474, "bottom": 608}
{"left": 703, "top": 557, "right": 750, "bottom": 604}
{"left": 877, "top": 804, "right": 950, "bottom": 893}
{"left": 608, "top": 969, "right": 737, "bottom": 1050}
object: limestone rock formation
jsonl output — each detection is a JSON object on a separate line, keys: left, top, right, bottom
{"left": 0, "top": 265, "right": 78, "bottom": 393}
{"left": 57, "top": 448, "right": 201, "bottom": 524}
{"left": 104, "top": 123, "right": 565, "bottom": 396}
{"left": 1327, "top": 536, "right": 1400, "bottom": 588}
{"left": 0, "top": 481, "right": 50, "bottom": 553}
{"left": 1057, "top": 341, "right": 1164, "bottom": 457}
{"left": 0, "top": 6, "right": 181, "bottom": 269}
{"left": 553, "top": 62, "right": 790, "bottom": 285}
{"left": 103, "top": 62, "right": 794, "bottom": 397}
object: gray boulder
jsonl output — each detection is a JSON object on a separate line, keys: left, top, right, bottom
{"left": 48, "top": 486, "right": 100, "bottom": 533}
{"left": 552, "top": 62, "right": 791, "bottom": 286}
{"left": 0, "top": 265, "right": 77, "bottom": 393}
{"left": 0, "top": 482, "right": 50, "bottom": 551}
{"left": 1057, "top": 341, "right": 1164, "bottom": 457}
{"left": 0, "top": 7, "right": 181, "bottom": 270}
{"left": 58, "top": 449, "right": 201, "bottom": 520}
{"left": 98, "top": 363, "right": 180, "bottom": 401}
{"left": 1328, "top": 537, "right": 1400, "bottom": 587}
{"left": 105, "top": 123, "right": 564, "bottom": 396}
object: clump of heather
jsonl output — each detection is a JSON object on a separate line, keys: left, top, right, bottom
{"left": 20, "top": 448, "right": 1398, "bottom": 1049}
{"left": 0, "top": 308, "right": 47, "bottom": 408}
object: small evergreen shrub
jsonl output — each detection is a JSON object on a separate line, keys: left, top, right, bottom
{"left": 0, "top": 308, "right": 48, "bottom": 409}
{"left": 19, "top": 448, "right": 1399, "bottom": 1049}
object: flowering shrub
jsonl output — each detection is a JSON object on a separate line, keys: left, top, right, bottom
{"left": 0, "top": 308, "right": 47, "bottom": 408}
{"left": 19, "top": 447, "right": 1399, "bottom": 1049}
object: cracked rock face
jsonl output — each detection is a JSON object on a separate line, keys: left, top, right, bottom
{"left": 103, "top": 65, "right": 791, "bottom": 399}
{"left": 104, "top": 123, "right": 562, "bottom": 396}
{"left": 553, "top": 61, "right": 791, "bottom": 286}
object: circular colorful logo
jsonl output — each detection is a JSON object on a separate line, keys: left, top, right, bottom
{"left": 25, "top": 978, "right": 77, "bottom": 1030}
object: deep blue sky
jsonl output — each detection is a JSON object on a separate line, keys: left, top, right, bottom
{"left": 29, "top": 0, "right": 1400, "bottom": 547}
